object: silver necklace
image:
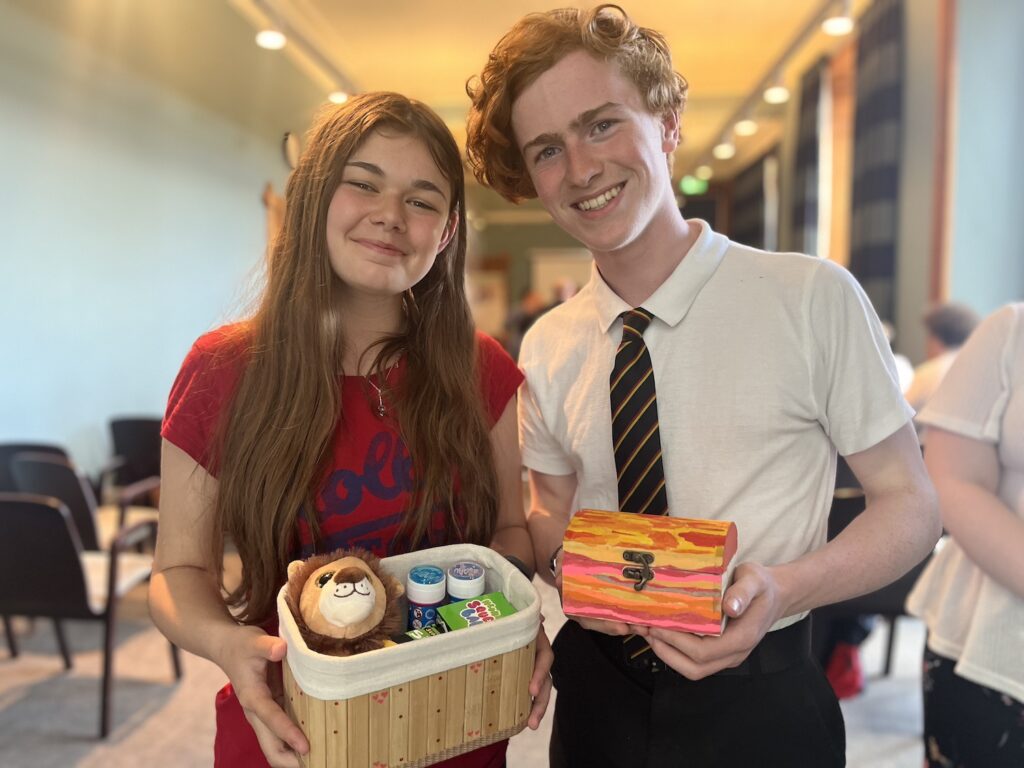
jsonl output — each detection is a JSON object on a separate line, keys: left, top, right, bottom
{"left": 367, "top": 360, "right": 399, "bottom": 418}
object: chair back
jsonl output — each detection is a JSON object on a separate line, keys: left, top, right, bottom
{"left": 0, "top": 493, "right": 94, "bottom": 620}
{"left": 10, "top": 452, "right": 102, "bottom": 551}
{"left": 0, "top": 442, "right": 68, "bottom": 492}
{"left": 110, "top": 417, "right": 162, "bottom": 485}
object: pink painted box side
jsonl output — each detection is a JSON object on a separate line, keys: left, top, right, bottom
{"left": 561, "top": 509, "right": 738, "bottom": 635}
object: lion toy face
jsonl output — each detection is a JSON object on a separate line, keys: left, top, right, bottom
{"left": 286, "top": 548, "right": 405, "bottom": 656}
{"left": 300, "top": 558, "right": 385, "bottom": 640}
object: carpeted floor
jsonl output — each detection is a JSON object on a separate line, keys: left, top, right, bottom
{"left": 0, "top": 576, "right": 925, "bottom": 767}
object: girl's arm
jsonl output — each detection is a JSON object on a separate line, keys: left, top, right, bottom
{"left": 487, "top": 397, "right": 535, "bottom": 575}
{"left": 925, "top": 427, "right": 1024, "bottom": 597}
{"left": 484, "top": 396, "right": 552, "bottom": 729}
{"left": 150, "top": 440, "right": 309, "bottom": 766}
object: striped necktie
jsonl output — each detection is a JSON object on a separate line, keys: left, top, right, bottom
{"left": 610, "top": 307, "right": 668, "bottom": 517}
{"left": 610, "top": 307, "right": 668, "bottom": 669}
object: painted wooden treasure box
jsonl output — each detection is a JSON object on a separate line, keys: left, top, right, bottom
{"left": 561, "top": 509, "right": 738, "bottom": 635}
{"left": 278, "top": 544, "right": 540, "bottom": 768}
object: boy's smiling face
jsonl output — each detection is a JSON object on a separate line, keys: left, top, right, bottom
{"left": 511, "top": 50, "right": 680, "bottom": 259}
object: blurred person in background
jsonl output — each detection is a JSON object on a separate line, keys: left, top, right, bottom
{"left": 907, "top": 303, "right": 1024, "bottom": 767}
{"left": 504, "top": 288, "right": 549, "bottom": 361}
{"left": 882, "top": 320, "right": 915, "bottom": 394}
{"left": 904, "top": 302, "right": 981, "bottom": 413}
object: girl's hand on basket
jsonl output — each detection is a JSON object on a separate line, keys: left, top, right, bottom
{"left": 219, "top": 625, "right": 309, "bottom": 767}
{"left": 527, "top": 619, "right": 555, "bottom": 729}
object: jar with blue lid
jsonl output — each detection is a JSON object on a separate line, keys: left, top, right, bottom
{"left": 447, "top": 560, "right": 486, "bottom": 603}
{"left": 406, "top": 564, "right": 446, "bottom": 630}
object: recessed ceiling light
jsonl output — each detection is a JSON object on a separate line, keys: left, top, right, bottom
{"left": 734, "top": 119, "right": 758, "bottom": 137}
{"left": 712, "top": 142, "right": 736, "bottom": 160}
{"left": 328, "top": 91, "right": 349, "bottom": 104}
{"left": 255, "top": 29, "right": 286, "bottom": 50}
{"left": 763, "top": 84, "right": 790, "bottom": 105}
{"left": 822, "top": 15, "right": 854, "bottom": 35}
{"left": 822, "top": 0, "right": 855, "bottom": 36}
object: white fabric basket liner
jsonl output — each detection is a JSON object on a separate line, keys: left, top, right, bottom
{"left": 278, "top": 543, "right": 541, "bottom": 701}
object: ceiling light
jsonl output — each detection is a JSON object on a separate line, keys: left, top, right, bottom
{"left": 255, "top": 29, "right": 286, "bottom": 50}
{"left": 822, "top": 16, "right": 854, "bottom": 36}
{"left": 763, "top": 83, "right": 790, "bottom": 105}
{"left": 695, "top": 164, "right": 713, "bottom": 181}
{"left": 712, "top": 142, "right": 736, "bottom": 160}
{"left": 822, "top": 0, "right": 854, "bottom": 36}
{"left": 328, "top": 91, "right": 349, "bottom": 104}
{"left": 734, "top": 119, "right": 758, "bottom": 137}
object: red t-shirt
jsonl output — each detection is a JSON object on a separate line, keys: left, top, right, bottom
{"left": 162, "top": 324, "right": 523, "bottom": 768}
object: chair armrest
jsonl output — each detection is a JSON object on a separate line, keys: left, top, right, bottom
{"left": 116, "top": 475, "right": 160, "bottom": 528}
{"left": 109, "top": 520, "right": 158, "bottom": 554}
{"left": 104, "top": 520, "right": 157, "bottom": 609}
{"left": 117, "top": 475, "right": 160, "bottom": 507}
{"left": 98, "top": 455, "right": 127, "bottom": 486}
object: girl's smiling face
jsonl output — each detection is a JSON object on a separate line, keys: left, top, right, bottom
{"left": 326, "top": 130, "right": 457, "bottom": 300}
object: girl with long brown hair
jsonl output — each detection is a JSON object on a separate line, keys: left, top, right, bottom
{"left": 150, "top": 92, "right": 552, "bottom": 768}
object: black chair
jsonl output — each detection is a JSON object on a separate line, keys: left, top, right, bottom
{"left": 109, "top": 417, "right": 162, "bottom": 487}
{"left": 11, "top": 452, "right": 160, "bottom": 551}
{"left": 1, "top": 441, "right": 112, "bottom": 505}
{"left": 0, "top": 493, "right": 180, "bottom": 737}
{"left": 0, "top": 442, "right": 67, "bottom": 492}
{"left": 0, "top": 443, "right": 70, "bottom": 656}
{"left": 8, "top": 452, "right": 164, "bottom": 680}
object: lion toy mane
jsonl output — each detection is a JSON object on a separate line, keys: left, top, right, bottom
{"left": 285, "top": 548, "right": 405, "bottom": 656}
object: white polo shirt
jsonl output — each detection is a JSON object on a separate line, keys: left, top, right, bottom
{"left": 519, "top": 220, "right": 913, "bottom": 578}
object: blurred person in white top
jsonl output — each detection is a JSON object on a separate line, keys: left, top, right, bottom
{"left": 904, "top": 302, "right": 980, "bottom": 413}
{"left": 907, "top": 303, "right": 1024, "bottom": 767}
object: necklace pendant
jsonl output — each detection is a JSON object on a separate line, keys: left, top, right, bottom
{"left": 375, "top": 402, "right": 387, "bottom": 418}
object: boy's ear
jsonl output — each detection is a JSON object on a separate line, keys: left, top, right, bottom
{"left": 661, "top": 111, "right": 681, "bottom": 153}
{"left": 438, "top": 209, "right": 459, "bottom": 254}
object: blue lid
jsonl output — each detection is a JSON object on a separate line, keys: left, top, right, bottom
{"left": 408, "top": 564, "right": 445, "bottom": 585}
{"left": 407, "top": 564, "right": 446, "bottom": 604}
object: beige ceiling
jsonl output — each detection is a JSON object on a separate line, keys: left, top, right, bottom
{"left": 233, "top": 0, "right": 868, "bottom": 180}
{"left": 9, "top": 0, "right": 867, "bottom": 186}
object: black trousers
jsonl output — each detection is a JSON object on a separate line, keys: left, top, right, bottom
{"left": 549, "top": 619, "right": 845, "bottom": 768}
{"left": 923, "top": 647, "right": 1024, "bottom": 767}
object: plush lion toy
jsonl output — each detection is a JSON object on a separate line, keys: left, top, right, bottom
{"left": 285, "top": 548, "right": 405, "bottom": 656}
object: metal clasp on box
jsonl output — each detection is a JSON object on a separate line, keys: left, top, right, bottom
{"left": 622, "top": 550, "right": 655, "bottom": 591}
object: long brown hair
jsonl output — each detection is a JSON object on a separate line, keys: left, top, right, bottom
{"left": 214, "top": 93, "right": 498, "bottom": 624}
{"left": 465, "top": 4, "right": 688, "bottom": 202}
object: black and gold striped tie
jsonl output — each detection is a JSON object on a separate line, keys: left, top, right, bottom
{"left": 610, "top": 307, "right": 668, "bottom": 669}
{"left": 610, "top": 307, "right": 668, "bottom": 517}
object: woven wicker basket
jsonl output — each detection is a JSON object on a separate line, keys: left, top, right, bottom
{"left": 278, "top": 544, "right": 540, "bottom": 768}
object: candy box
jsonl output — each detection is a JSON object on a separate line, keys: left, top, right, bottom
{"left": 561, "top": 508, "right": 738, "bottom": 635}
{"left": 438, "top": 592, "right": 517, "bottom": 631}
{"left": 278, "top": 544, "right": 540, "bottom": 768}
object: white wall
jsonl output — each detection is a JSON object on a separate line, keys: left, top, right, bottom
{"left": 0, "top": 6, "right": 285, "bottom": 473}
{"left": 947, "top": 0, "right": 1024, "bottom": 314}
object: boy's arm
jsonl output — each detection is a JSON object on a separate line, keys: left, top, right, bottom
{"left": 641, "top": 421, "right": 940, "bottom": 679}
{"left": 528, "top": 469, "right": 633, "bottom": 637}
{"left": 525, "top": 469, "right": 576, "bottom": 587}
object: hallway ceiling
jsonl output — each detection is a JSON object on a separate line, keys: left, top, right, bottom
{"left": 10, "top": 0, "right": 866, "bottom": 185}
